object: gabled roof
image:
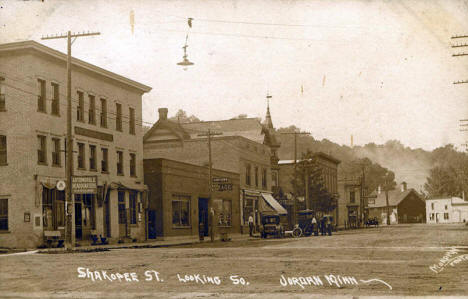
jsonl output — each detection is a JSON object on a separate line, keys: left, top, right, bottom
{"left": 0, "top": 40, "right": 152, "bottom": 93}
{"left": 143, "top": 118, "right": 190, "bottom": 142}
{"left": 180, "top": 118, "right": 265, "bottom": 143}
{"left": 368, "top": 188, "right": 422, "bottom": 208}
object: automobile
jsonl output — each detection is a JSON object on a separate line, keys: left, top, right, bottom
{"left": 259, "top": 213, "right": 284, "bottom": 239}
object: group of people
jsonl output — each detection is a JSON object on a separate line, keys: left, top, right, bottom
{"left": 310, "top": 216, "right": 333, "bottom": 236}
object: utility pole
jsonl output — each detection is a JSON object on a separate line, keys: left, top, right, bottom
{"left": 280, "top": 131, "right": 310, "bottom": 226}
{"left": 41, "top": 31, "right": 100, "bottom": 250}
{"left": 198, "top": 129, "right": 222, "bottom": 242}
{"left": 385, "top": 173, "right": 390, "bottom": 225}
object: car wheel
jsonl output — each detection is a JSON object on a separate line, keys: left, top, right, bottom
{"left": 292, "top": 227, "right": 302, "bottom": 238}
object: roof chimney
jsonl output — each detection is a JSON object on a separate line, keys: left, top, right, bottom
{"left": 158, "top": 108, "right": 168, "bottom": 121}
{"left": 401, "top": 182, "right": 407, "bottom": 192}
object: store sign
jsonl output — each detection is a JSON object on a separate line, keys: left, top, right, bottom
{"left": 72, "top": 176, "right": 97, "bottom": 194}
{"left": 212, "top": 177, "right": 233, "bottom": 192}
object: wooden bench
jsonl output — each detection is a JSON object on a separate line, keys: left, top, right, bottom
{"left": 44, "top": 230, "right": 64, "bottom": 248}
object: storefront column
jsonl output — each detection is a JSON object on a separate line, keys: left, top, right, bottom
{"left": 109, "top": 190, "right": 119, "bottom": 239}
{"left": 94, "top": 194, "right": 103, "bottom": 236}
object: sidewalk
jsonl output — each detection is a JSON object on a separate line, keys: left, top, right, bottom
{"left": 38, "top": 233, "right": 256, "bottom": 253}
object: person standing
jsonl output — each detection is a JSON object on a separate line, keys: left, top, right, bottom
{"left": 311, "top": 216, "right": 318, "bottom": 236}
{"left": 248, "top": 214, "right": 254, "bottom": 237}
{"left": 327, "top": 217, "right": 332, "bottom": 236}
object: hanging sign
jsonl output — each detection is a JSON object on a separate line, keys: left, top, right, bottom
{"left": 56, "top": 180, "right": 66, "bottom": 191}
{"left": 72, "top": 176, "right": 97, "bottom": 194}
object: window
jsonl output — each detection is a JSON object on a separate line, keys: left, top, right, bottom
{"left": 116, "top": 103, "right": 122, "bottom": 131}
{"left": 77, "top": 143, "right": 85, "bottom": 169}
{"left": 0, "top": 198, "right": 8, "bottom": 231}
{"left": 118, "top": 191, "right": 126, "bottom": 224}
{"left": 445, "top": 205, "right": 448, "bottom": 210}
{"left": 37, "top": 135, "right": 47, "bottom": 164}
{"left": 129, "top": 107, "right": 135, "bottom": 135}
{"left": 117, "top": 150, "right": 123, "bottom": 175}
{"left": 89, "top": 145, "right": 96, "bottom": 171}
{"left": 129, "top": 153, "right": 136, "bottom": 177}
{"left": 214, "top": 199, "right": 232, "bottom": 226}
{"left": 245, "top": 164, "right": 251, "bottom": 186}
{"left": 88, "top": 95, "right": 96, "bottom": 125}
{"left": 77, "top": 91, "right": 84, "bottom": 121}
{"left": 100, "top": 98, "right": 107, "bottom": 128}
{"left": 129, "top": 191, "right": 137, "bottom": 224}
{"left": 262, "top": 168, "right": 267, "bottom": 189}
{"left": 51, "top": 82, "right": 59, "bottom": 115}
{"left": 444, "top": 213, "right": 449, "bottom": 220}
{"left": 350, "top": 191, "right": 356, "bottom": 203}
{"left": 431, "top": 203, "right": 434, "bottom": 210}
{"left": 254, "top": 166, "right": 259, "bottom": 187}
{"left": 0, "top": 135, "right": 6, "bottom": 165}
{"left": 37, "top": 79, "right": 46, "bottom": 112}
{"left": 0, "top": 77, "right": 5, "bottom": 111}
{"left": 271, "top": 170, "right": 278, "bottom": 187}
{"left": 52, "top": 138, "right": 61, "bottom": 166}
{"left": 101, "top": 148, "right": 108, "bottom": 173}
{"left": 172, "top": 195, "right": 190, "bottom": 227}
{"left": 42, "top": 189, "right": 65, "bottom": 230}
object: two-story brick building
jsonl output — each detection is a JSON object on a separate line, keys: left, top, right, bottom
{"left": 0, "top": 41, "right": 151, "bottom": 248}
{"left": 337, "top": 178, "right": 362, "bottom": 229}
{"left": 143, "top": 107, "right": 285, "bottom": 234}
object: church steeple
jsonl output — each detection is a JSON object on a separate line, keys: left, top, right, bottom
{"left": 264, "top": 93, "right": 274, "bottom": 129}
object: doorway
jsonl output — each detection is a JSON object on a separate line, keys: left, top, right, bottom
{"left": 75, "top": 202, "right": 82, "bottom": 240}
{"left": 198, "top": 198, "right": 209, "bottom": 236}
{"left": 118, "top": 191, "right": 127, "bottom": 238}
{"left": 148, "top": 210, "right": 157, "bottom": 239}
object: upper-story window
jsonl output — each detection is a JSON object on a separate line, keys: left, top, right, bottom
{"left": 100, "top": 98, "right": 107, "bottom": 128}
{"left": 77, "top": 143, "right": 85, "bottom": 169}
{"left": 88, "top": 95, "right": 96, "bottom": 125}
{"left": 129, "top": 107, "right": 135, "bottom": 135}
{"left": 101, "top": 147, "right": 108, "bottom": 173}
{"left": 51, "top": 82, "right": 60, "bottom": 116}
{"left": 350, "top": 191, "right": 356, "bottom": 203}
{"left": 37, "top": 79, "right": 46, "bottom": 113}
{"left": 130, "top": 153, "right": 136, "bottom": 177}
{"left": 0, "top": 77, "right": 5, "bottom": 111}
{"left": 116, "top": 103, "right": 122, "bottom": 132}
{"left": 117, "top": 150, "right": 123, "bottom": 175}
{"left": 37, "top": 135, "right": 47, "bottom": 164}
{"left": 0, "top": 198, "right": 7, "bottom": 231}
{"left": 431, "top": 202, "right": 434, "bottom": 210}
{"left": 0, "top": 135, "right": 6, "bottom": 166}
{"left": 254, "top": 166, "right": 259, "bottom": 187}
{"left": 52, "top": 138, "right": 61, "bottom": 167}
{"left": 89, "top": 145, "right": 97, "bottom": 171}
{"left": 262, "top": 168, "right": 267, "bottom": 189}
{"left": 245, "top": 164, "right": 251, "bottom": 186}
{"left": 445, "top": 204, "right": 448, "bottom": 210}
{"left": 77, "top": 91, "right": 84, "bottom": 122}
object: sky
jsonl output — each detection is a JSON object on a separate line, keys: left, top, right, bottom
{"left": 1, "top": 0, "right": 467, "bottom": 151}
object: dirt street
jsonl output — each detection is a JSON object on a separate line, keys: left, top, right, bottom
{"left": 1, "top": 224, "right": 467, "bottom": 298}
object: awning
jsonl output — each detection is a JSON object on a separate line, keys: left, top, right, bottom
{"left": 261, "top": 193, "right": 288, "bottom": 215}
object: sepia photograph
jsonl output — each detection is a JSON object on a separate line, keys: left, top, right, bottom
{"left": 0, "top": 0, "right": 467, "bottom": 298}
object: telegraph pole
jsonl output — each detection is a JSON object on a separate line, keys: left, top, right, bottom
{"left": 280, "top": 131, "right": 310, "bottom": 226}
{"left": 451, "top": 35, "right": 468, "bottom": 85}
{"left": 385, "top": 174, "right": 390, "bottom": 225}
{"left": 198, "top": 129, "right": 222, "bottom": 242}
{"left": 41, "top": 31, "right": 100, "bottom": 249}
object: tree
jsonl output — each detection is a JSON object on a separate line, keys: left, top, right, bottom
{"left": 169, "top": 109, "right": 200, "bottom": 123}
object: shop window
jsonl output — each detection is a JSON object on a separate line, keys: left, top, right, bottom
{"left": 51, "top": 82, "right": 60, "bottom": 115}
{"left": 77, "top": 91, "right": 84, "bottom": 122}
{"left": 117, "top": 151, "right": 123, "bottom": 175}
{"left": 101, "top": 148, "right": 108, "bottom": 173}
{"left": 0, "top": 198, "right": 7, "bottom": 231}
{"left": 37, "top": 135, "right": 47, "bottom": 164}
{"left": 172, "top": 195, "right": 190, "bottom": 227}
{"left": 243, "top": 198, "right": 254, "bottom": 224}
{"left": 214, "top": 199, "right": 231, "bottom": 226}
{"left": 129, "top": 191, "right": 137, "bottom": 224}
{"left": 88, "top": 94, "right": 96, "bottom": 125}
{"left": 100, "top": 98, "right": 107, "bottom": 128}
{"left": 116, "top": 103, "right": 122, "bottom": 131}
{"left": 77, "top": 143, "right": 85, "bottom": 169}
{"left": 89, "top": 145, "right": 96, "bottom": 171}
{"left": 118, "top": 191, "right": 126, "bottom": 224}
{"left": 42, "top": 188, "right": 65, "bottom": 230}
{"left": 0, "top": 135, "right": 6, "bottom": 165}
{"left": 52, "top": 138, "right": 61, "bottom": 166}
{"left": 82, "top": 194, "right": 95, "bottom": 229}
{"left": 129, "top": 107, "right": 135, "bottom": 135}
{"left": 37, "top": 79, "right": 46, "bottom": 112}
